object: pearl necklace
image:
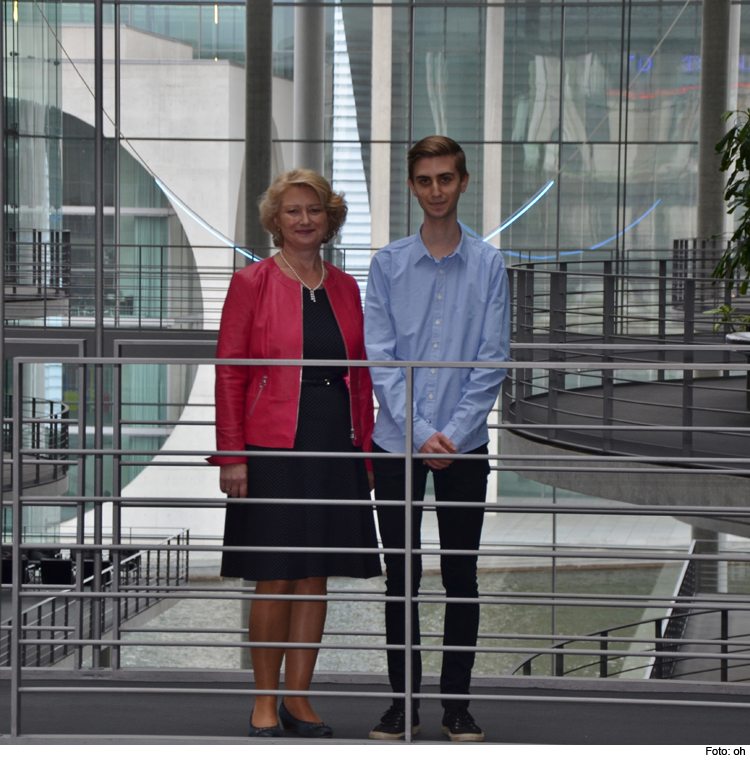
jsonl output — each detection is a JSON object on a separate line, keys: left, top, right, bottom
{"left": 279, "top": 251, "right": 324, "bottom": 302}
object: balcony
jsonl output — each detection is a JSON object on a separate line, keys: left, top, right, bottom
{"left": 0, "top": 349, "right": 749, "bottom": 743}
{"left": 502, "top": 248, "right": 750, "bottom": 536}
{"left": 4, "top": 231, "right": 71, "bottom": 321}
{"left": 3, "top": 396, "right": 70, "bottom": 498}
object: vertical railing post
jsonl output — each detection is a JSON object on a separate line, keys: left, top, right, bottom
{"left": 720, "top": 609, "right": 729, "bottom": 682}
{"left": 602, "top": 262, "right": 615, "bottom": 450}
{"left": 111, "top": 344, "right": 123, "bottom": 669}
{"left": 599, "top": 632, "right": 609, "bottom": 678}
{"left": 502, "top": 267, "right": 514, "bottom": 424}
{"left": 517, "top": 266, "right": 535, "bottom": 424}
{"left": 547, "top": 266, "right": 567, "bottom": 440}
{"left": 551, "top": 488, "right": 557, "bottom": 656}
{"left": 36, "top": 604, "right": 41, "bottom": 667}
{"left": 138, "top": 246, "right": 143, "bottom": 329}
{"left": 21, "top": 611, "right": 27, "bottom": 666}
{"left": 160, "top": 246, "right": 165, "bottom": 328}
{"left": 554, "top": 650, "right": 564, "bottom": 677}
{"left": 92, "top": 0, "right": 105, "bottom": 671}
{"left": 91, "top": 353, "right": 104, "bottom": 670}
{"left": 654, "top": 619, "right": 663, "bottom": 679}
{"left": 50, "top": 597, "right": 57, "bottom": 665}
{"left": 10, "top": 359, "right": 24, "bottom": 736}
{"left": 32, "top": 397, "right": 40, "bottom": 484}
{"left": 682, "top": 277, "right": 695, "bottom": 457}
{"left": 75, "top": 356, "right": 87, "bottom": 670}
{"left": 722, "top": 272, "right": 732, "bottom": 378}
{"left": 403, "top": 364, "right": 414, "bottom": 743}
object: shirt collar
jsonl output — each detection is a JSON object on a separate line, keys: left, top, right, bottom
{"left": 412, "top": 225, "right": 470, "bottom": 265}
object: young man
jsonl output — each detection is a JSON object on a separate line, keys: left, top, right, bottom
{"left": 364, "top": 136, "right": 510, "bottom": 742}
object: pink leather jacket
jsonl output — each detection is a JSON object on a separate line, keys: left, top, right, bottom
{"left": 208, "top": 258, "right": 374, "bottom": 466}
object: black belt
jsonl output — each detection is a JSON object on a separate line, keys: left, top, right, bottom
{"left": 301, "top": 374, "right": 346, "bottom": 386}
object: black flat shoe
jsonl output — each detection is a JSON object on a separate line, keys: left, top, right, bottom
{"left": 249, "top": 711, "right": 281, "bottom": 737}
{"left": 279, "top": 700, "right": 333, "bottom": 738}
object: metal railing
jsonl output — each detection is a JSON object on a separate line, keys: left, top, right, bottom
{"left": 2, "top": 242, "right": 375, "bottom": 330}
{"left": 2, "top": 395, "right": 69, "bottom": 491}
{"left": 2, "top": 353, "right": 750, "bottom": 741}
{"left": 511, "top": 547, "right": 699, "bottom": 680}
{"left": 505, "top": 250, "right": 750, "bottom": 465}
{"left": 0, "top": 529, "right": 189, "bottom": 668}
{"left": 5, "top": 230, "right": 71, "bottom": 298}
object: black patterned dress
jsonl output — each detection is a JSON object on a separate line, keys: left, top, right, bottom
{"left": 220, "top": 288, "right": 381, "bottom": 581}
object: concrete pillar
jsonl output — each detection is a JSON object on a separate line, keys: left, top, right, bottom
{"left": 245, "top": 0, "right": 273, "bottom": 262}
{"left": 696, "top": 0, "right": 731, "bottom": 241}
{"left": 370, "top": 0, "right": 392, "bottom": 254}
{"left": 482, "top": 5, "right": 504, "bottom": 249}
{"left": 726, "top": 4, "right": 742, "bottom": 237}
{"left": 727, "top": 5, "right": 741, "bottom": 116}
{"left": 293, "top": 0, "right": 326, "bottom": 173}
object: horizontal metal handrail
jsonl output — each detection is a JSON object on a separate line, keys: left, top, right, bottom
{"left": 4, "top": 345, "right": 750, "bottom": 742}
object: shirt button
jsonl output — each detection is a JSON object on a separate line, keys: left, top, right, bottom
{"left": 429, "top": 394, "right": 434, "bottom": 399}
{"left": 431, "top": 368, "right": 436, "bottom": 374}
{"left": 439, "top": 269, "right": 444, "bottom": 274}
{"left": 435, "top": 319, "right": 441, "bottom": 325}
{"left": 433, "top": 343, "right": 438, "bottom": 349}
{"left": 426, "top": 420, "right": 431, "bottom": 424}
{"left": 437, "top": 294, "right": 442, "bottom": 300}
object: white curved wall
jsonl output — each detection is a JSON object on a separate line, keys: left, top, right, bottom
{"left": 60, "top": 25, "right": 293, "bottom": 562}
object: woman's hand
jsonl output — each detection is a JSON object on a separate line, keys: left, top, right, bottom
{"left": 367, "top": 470, "right": 375, "bottom": 491}
{"left": 220, "top": 463, "right": 247, "bottom": 499}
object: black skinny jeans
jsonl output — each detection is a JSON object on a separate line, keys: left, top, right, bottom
{"left": 372, "top": 442, "right": 489, "bottom": 710}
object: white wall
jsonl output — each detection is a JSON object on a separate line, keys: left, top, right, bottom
{"left": 59, "top": 25, "right": 293, "bottom": 558}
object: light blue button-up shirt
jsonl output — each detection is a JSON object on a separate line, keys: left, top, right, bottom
{"left": 364, "top": 228, "right": 510, "bottom": 454}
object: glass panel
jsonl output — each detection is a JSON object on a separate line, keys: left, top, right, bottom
{"left": 410, "top": 5, "right": 484, "bottom": 235}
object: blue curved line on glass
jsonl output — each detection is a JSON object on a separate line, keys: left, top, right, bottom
{"left": 483, "top": 180, "right": 556, "bottom": 242}
{"left": 154, "top": 178, "right": 259, "bottom": 261}
{"left": 458, "top": 221, "right": 483, "bottom": 240}
{"left": 501, "top": 198, "right": 661, "bottom": 261}
{"left": 587, "top": 198, "right": 661, "bottom": 250}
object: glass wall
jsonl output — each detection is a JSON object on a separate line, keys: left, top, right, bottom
{"left": 3, "top": 0, "right": 745, "bottom": 509}
{"left": 11, "top": 0, "right": 719, "bottom": 258}
{"left": 9, "top": 1, "right": 745, "bottom": 256}
{"left": 5, "top": 0, "right": 63, "bottom": 235}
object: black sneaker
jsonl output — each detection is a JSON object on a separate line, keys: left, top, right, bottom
{"left": 369, "top": 704, "right": 421, "bottom": 740}
{"left": 441, "top": 707, "right": 484, "bottom": 742}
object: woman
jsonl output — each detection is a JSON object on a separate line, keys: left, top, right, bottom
{"left": 209, "top": 169, "right": 380, "bottom": 738}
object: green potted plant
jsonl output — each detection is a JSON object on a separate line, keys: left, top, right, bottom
{"left": 713, "top": 109, "right": 750, "bottom": 295}
{"left": 703, "top": 303, "right": 750, "bottom": 332}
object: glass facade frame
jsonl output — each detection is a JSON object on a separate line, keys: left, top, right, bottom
{"left": 6, "top": 0, "right": 731, "bottom": 260}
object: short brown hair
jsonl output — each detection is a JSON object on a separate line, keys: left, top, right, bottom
{"left": 407, "top": 136, "right": 467, "bottom": 181}
{"left": 258, "top": 169, "right": 348, "bottom": 247}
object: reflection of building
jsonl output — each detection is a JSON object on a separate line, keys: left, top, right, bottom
{"left": 3, "top": 0, "right": 750, "bottom": 740}
{"left": 3, "top": 0, "right": 744, "bottom": 533}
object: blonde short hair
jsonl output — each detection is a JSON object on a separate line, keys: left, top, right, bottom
{"left": 258, "top": 169, "right": 348, "bottom": 247}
